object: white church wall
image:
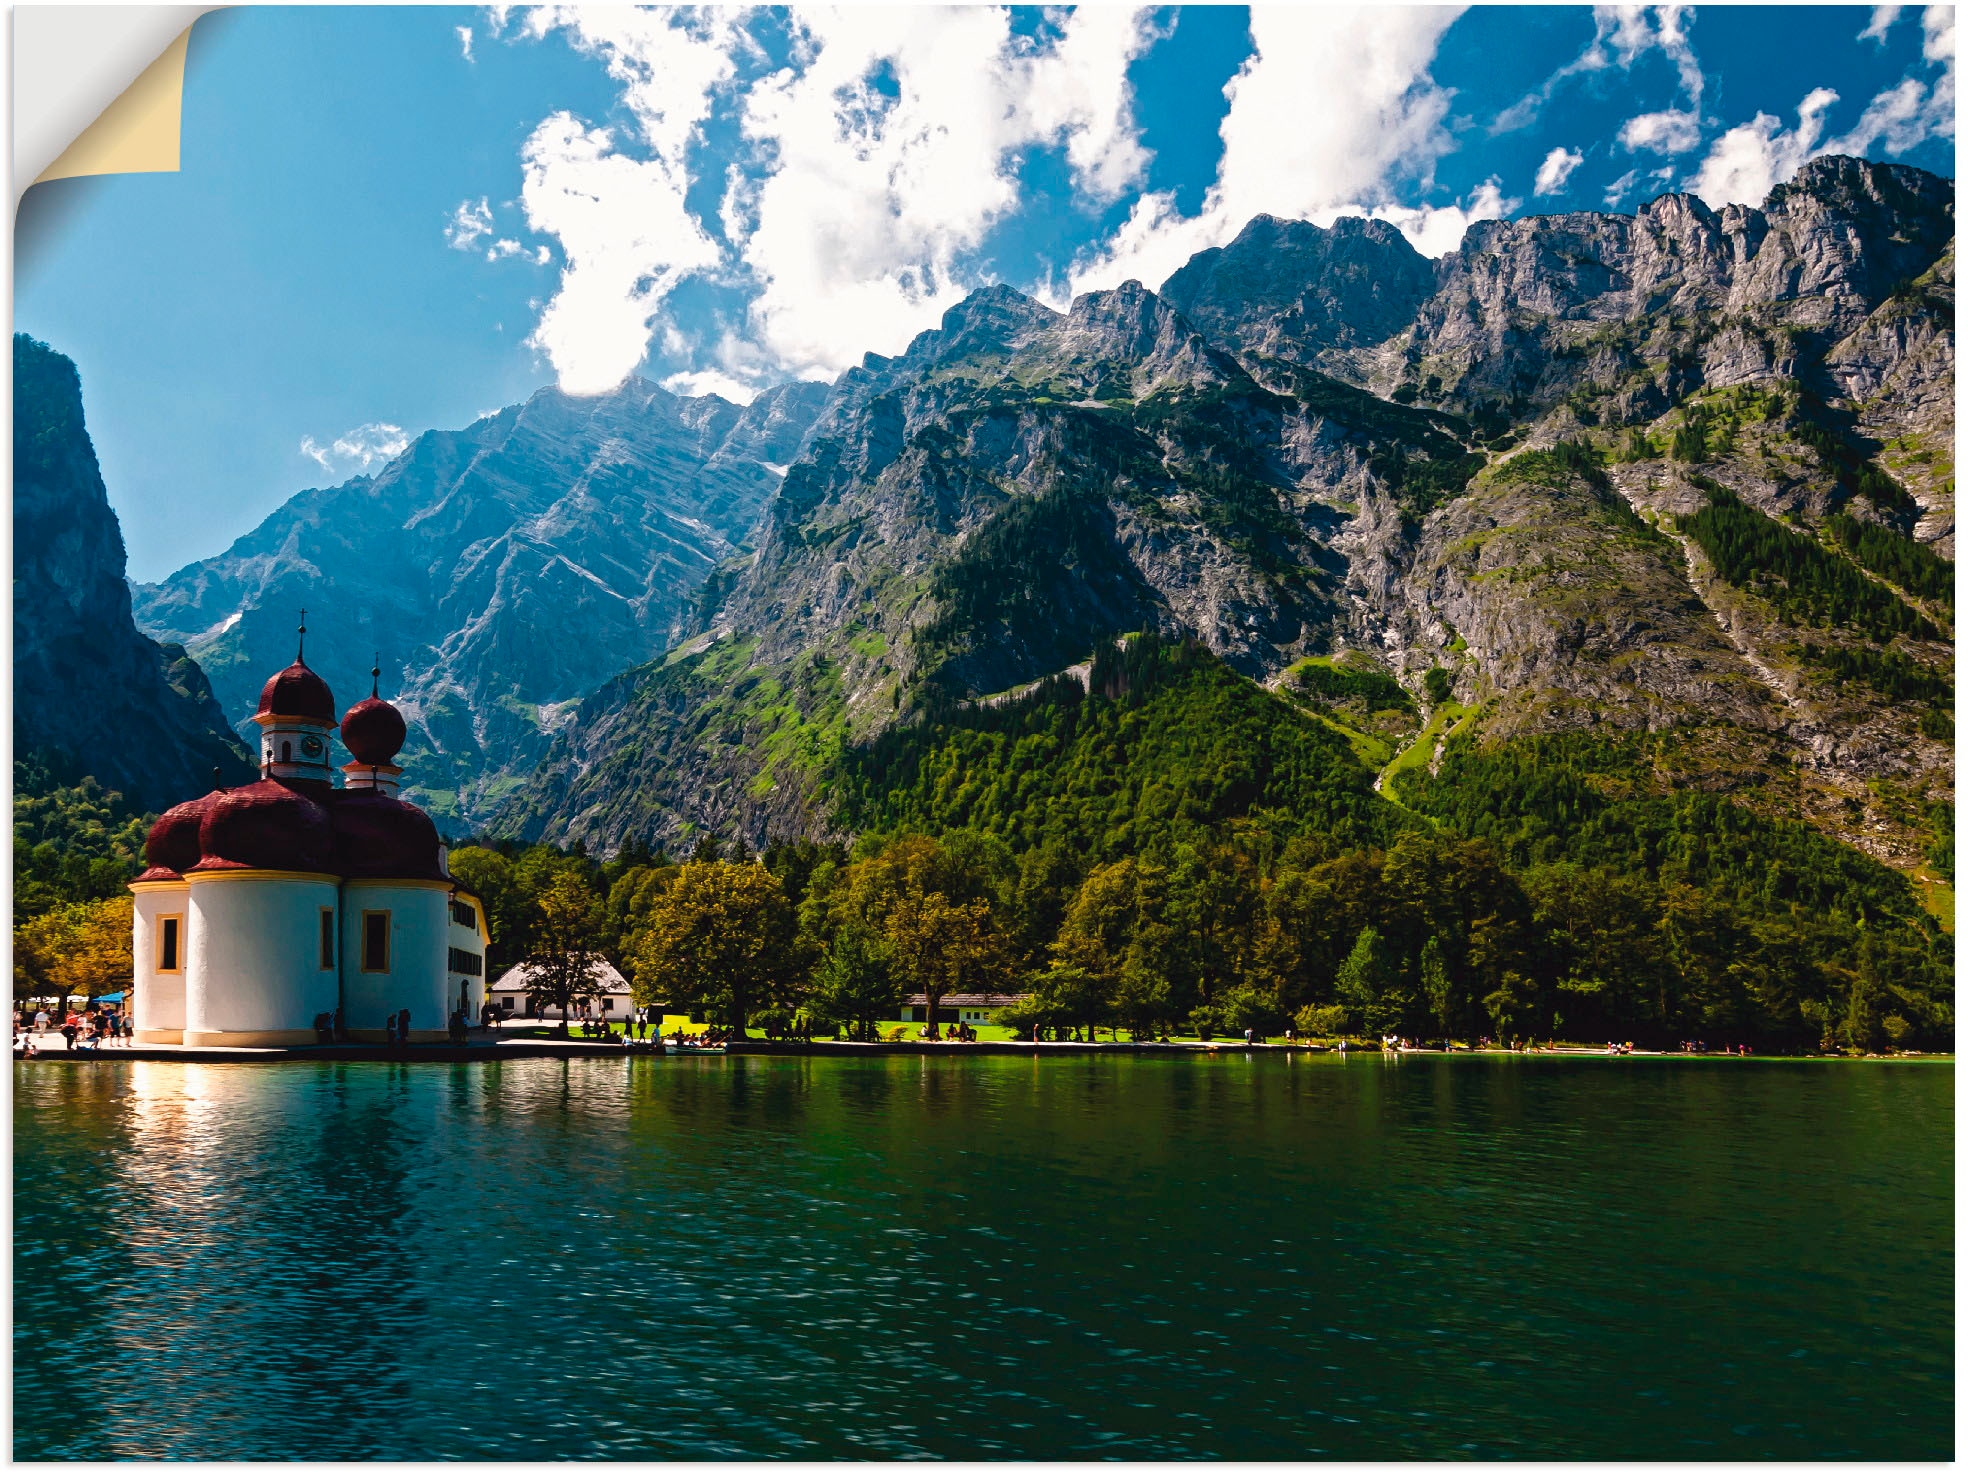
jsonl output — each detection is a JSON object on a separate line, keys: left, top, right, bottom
{"left": 340, "top": 881, "right": 450, "bottom": 1041}
{"left": 131, "top": 882, "right": 188, "bottom": 1043}
{"left": 183, "top": 873, "right": 342, "bottom": 1046}
{"left": 446, "top": 894, "right": 489, "bottom": 1022}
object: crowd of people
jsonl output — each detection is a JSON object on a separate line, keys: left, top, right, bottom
{"left": 14, "top": 1003, "right": 131, "bottom": 1055}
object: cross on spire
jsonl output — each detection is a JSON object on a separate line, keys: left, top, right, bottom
{"left": 297, "top": 608, "right": 308, "bottom": 662}
{"left": 371, "top": 652, "right": 381, "bottom": 698}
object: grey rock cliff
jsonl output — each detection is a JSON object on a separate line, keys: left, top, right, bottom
{"left": 13, "top": 334, "right": 255, "bottom": 809}
{"left": 133, "top": 377, "right": 828, "bottom": 830}
{"left": 500, "top": 158, "right": 1952, "bottom": 869}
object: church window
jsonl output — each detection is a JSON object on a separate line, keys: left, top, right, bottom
{"left": 157, "top": 915, "right": 182, "bottom": 973}
{"left": 319, "top": 909, "right": 336, "bottom": 969}
{"left": 361, "top": 911, "right": 391, "bottom": 973}
{"left": 281, "top": 740, "right": 292, "bottom": 764}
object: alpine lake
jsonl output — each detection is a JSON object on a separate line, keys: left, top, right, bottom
{"left": 13, "top": 1051, "right": 1953, "bottom": 1460}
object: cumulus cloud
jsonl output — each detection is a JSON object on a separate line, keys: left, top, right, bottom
{"left": 1683, "top": 87, "right": 1839, "bottom": 207}
{"left": 1619, "top": 108, "right": 1703, "bottom": 154}
{"left": 1603, "top": 167, "right": 1641, "bottom": 207}
{"left": 498, "top": 7, "right": 1156, "bottom": 389}
{"left": 732, "top": 6, "right": 1160, "bottom": 377}
{"left": 486, "top": 7, "right": 1514, "bottom": 395}
{"left": 1860, "top": 6, "right": 1904, "bottom": 42}
{"left": 518, "top": 111, "right": 724, "bottom": 395}
{"left": 1827, "top": 5, "right": 1955, "bottom": 154}
{"left": 1534, "top": 146, "right": 1585, "bottom": 196}
{"left": 508, "top": 10, "right": 739, "bottom": 394}
{"left": 1068, "top": 8, "right": 1469, "bottom": 292}
{"left": 1684, "top": 5, "right": 1953, "bottom": 209}
{"left": 661, "top": 367, "right": 760, "bottom": 404}
{"left": 300, "top": 423, "right": 410, "bottom": 476}
{"left": 1372, "top": 178, "right": 1518, "bottom": 258}
{"left": 445, "top": 197, "right": 493, "bottom": 251}
{"left": 457, "top": 25, "right": 474, "bottom": 62}
{"left": 1500, "top": 5, "right": 1704, "bottom": 138}
{"left": 1597, "top": 6, "right": 1709, "bottom": 157}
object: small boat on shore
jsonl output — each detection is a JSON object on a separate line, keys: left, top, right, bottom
{"left": 664, "top": 1041, "right": 727, "bottom": 1056}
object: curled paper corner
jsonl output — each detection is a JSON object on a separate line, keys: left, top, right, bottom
{"left": 34, "top": 23, "right": 196, "bottom": 186}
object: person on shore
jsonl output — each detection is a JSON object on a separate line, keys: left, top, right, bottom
{"left": 397, "top": 1008, "right": 412, "bottom": 1048}
{"left": 60, "top": 1014, "right": 80, "bottom": 1051}
{"left": 384, "top": 1012, "right": 398, "bottom": 1049}
{"left": 33, "top": 1007, "right": 49, "bottom": 1034}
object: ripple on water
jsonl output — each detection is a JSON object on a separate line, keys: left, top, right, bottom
{"left": 12, "top": 1054, "right": 1955, "bottom": 1459}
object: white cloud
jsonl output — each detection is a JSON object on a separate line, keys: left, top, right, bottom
{"left": 1827, "top": 5, "right": 1955, "bottom": 154}
{"left": 300, "top": 423, "right": 410, "bottom": 476}
{"left": 506, "top": 10, "right": 742, "bottom": 394}
{"left": 496, "top": 8, "right": 1156, "bottom": 391}
{"left": 1068, "top": 8, "right": 1469, "bottom": 293}
{"left": 662, "top": 367, "right": 760, "bottom": 404}
{"left": 1860, "top": 6, "right": 1904, "bottom": 42}
{"left": 1684, "top": 87, "right": 1839, "bottom": 208}
{"left": 519, "top": 110, "right": 725, "bottom": 395}
{"left": 1533, "top": 146, "right": 1585, "bottom": 196}
{"left": 1619, "top": 108, "right": 1703, "bottom": 155}
{"left": 1603, "top": 6, "right": 1710, "bottom": 157}
{"left": 1371, "top": 178, "right": 1518, "bottom": 258}
{"left": 733, "top": 6, "right": 1160, "bottom": 378}
{"left": 489, "top": 7, "right": 1526, "bottom": 394}
{"left": 1683, "top": 4, "right": 1953, "bottom": 211}
{"left": 1603, "top": 167, "right": 1641, "bottom": 207}
{"left": 457, "top": 25, "right": 474, "bottom": 62}
{"left": 445, "top": 197, "right": 493, "bottom": 251}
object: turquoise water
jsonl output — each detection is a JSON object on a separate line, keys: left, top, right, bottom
{"left": 13, "top": 1054, "right": 1953, "bottom": 1459}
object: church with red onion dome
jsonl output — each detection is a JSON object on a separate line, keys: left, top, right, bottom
{"left": 128, "top": 618, "right": 489, "bottom": 1047}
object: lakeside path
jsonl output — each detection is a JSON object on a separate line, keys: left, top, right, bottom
{"left": 14, "top": 1038, "right": 1949, "bottom": 1064}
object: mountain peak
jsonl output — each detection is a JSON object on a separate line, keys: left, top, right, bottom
{"left": 1160, "top": 208, "right": 1435, "bottom": 363}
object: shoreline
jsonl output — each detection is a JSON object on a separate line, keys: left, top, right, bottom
{"left": 11, "top": 1037, "right": 1952, "bottom": 1064}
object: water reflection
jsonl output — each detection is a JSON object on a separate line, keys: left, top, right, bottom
{"left": 14, "top": 1055, "right": 1955, "bottom": 1459}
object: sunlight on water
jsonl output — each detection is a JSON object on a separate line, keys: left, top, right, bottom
{"left": 14, "top": 1054, "right": 1954, "bottom": 1459}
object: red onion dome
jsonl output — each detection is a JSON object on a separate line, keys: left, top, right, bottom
{"left": 144, "top": 792, "right": 217, "bottom": 874}
{"left": 191, "top": 779, "right": 335, "bottom": 874}
{"left": 340, "top": 696, "right": 407, "bottom": 766}
{"left": 330, "top": 789, "right": 445, "bottom": 880}
{"left": 256, "top": 660, "right": 337, "bottom": 725}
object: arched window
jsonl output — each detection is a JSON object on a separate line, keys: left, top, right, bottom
{"left": 281, "top": 740, "right": 292, "bottom": 763}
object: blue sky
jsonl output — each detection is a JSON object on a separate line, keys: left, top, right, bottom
{"left": 15, "top": 4, "right": 1954, "bottom": 582}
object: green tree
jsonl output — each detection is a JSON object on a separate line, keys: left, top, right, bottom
{"left": 448, "top": 846, "right": 526, "bottom": 975}
{"left": 1028, "top": 961, "right": 1112, "bottom": 1041}
{"left": 1419, "top": 937, "right": 1452, "bottom": 1037}
{"left": 15, "top": 896, "right": 132, "bottom": 1007}
{"left": 812, "top": 923, "right": 901, "bottom": 1041}
{"left": 1483, "top": 970, "right": 1540, "bottom": 1044}
{"left": 629, "top": 860, "right": 797, "bottom": 1034}
{"left": 521, "top": 872, "right": 607, "bottom": 1034}
{"left": 1335, "top": 926, "right": 1407, "bottom": 1035}
{"left": 884, "top": 888, "right": 1010, "bottom": 1039}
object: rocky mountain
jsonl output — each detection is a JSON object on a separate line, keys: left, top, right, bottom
{"left": 13, "top": 334, "right": 256, "bottom": 810}
{"left": 500, "top": 156, "right": 1952, "bottom": 890}
{"left": 132, "top": 377, "right": 828, "bottom": 829}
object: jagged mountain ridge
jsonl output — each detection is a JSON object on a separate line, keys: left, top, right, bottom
{"left": 500, "top": 156, "right": 1952, "bottom": 875}
{"left": 13, "top": 335, "right": 256, "bottom": 809}
{"left": 133, "top": 377, "right": 828, "bottom": 828}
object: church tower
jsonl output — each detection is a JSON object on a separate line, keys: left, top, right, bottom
{"left": 253, "top": 613, "right": 337, "bottom": 786}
